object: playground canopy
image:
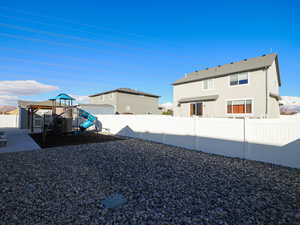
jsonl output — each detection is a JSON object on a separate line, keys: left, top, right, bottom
{"left": 49, "top": 93, "right": 75, "bottom": 101}
{"left": 49, "top": 93, "right": 75, "bottom": 107}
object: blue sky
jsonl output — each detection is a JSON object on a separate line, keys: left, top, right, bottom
{"left": 0, "top": 0, "right": 299, "bottom": 105}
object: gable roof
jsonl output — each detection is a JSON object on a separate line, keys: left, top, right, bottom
{"left": 89, "top": 88, "right": 160, "bottom": 98}
{"left": 173, "top": 53, "right": 281, "bottom": 86}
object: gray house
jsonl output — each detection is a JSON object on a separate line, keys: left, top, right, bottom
{"left": 173, "top": 53, "right": 281, "bottom": 118}
{"left": 89, "top": 88, "right": 160, "bottom": 114}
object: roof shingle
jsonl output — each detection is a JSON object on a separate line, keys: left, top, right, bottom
{"left": 173, "top": 53, "right": 280, "bottom": 86}
{"left": 89, "top": 88, "right": 160, "bottom": 98}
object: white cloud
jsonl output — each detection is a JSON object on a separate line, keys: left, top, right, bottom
{"left": 70, "top": 95, "right": 90, "bottom": 104}
{"left": 0, "top": 95, "right": 19, "bottom": 105}
{"left": 0, "top": 80, "right": 58, "bottom": 96}
{"left": 159, "top": 102, "right": 173, "bottom": 110}
{"left": 0, "top": 80, "right": 59, "bottom": 106}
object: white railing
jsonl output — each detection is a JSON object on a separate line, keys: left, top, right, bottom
{"left": 96, "top": 115, "right": 300, "bottom": 169}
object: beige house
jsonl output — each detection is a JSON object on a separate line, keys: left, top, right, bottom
{"left": 173, "top": 53, "right": 281, "bottom": 118}
{"left": 89, "top": 88, "right": 160, "bottom": 114}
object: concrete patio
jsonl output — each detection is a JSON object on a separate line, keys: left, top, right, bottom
{"left": 0, "top": 128, "right": 41, "bottom": 153}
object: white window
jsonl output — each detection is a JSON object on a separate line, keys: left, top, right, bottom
{"left": 230, "top": 73, "right": 248, "bottom": 86}
{"left": 99, "top": 96, "right": 103, "bottom": 101}
{"left": 203, "top": 79, "right": 214, "bottom": 90}
{"left": 227, "top": 99, "right": 252, "bottom": 114}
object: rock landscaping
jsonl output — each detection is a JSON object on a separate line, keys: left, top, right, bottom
{"left": 0, "top": 139, "right": 299, "bottom": 225}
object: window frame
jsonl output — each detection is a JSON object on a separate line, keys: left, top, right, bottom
{"left": 190, "top": 102, "right": 203, "bottom": 116}
{"left": 229, "top": 72, "right": 249, "bottom": 87}
{"left": 202, "top": 79, "right": 214, "bottom": 90}
{"left": 225, "top": 98, "right": 254, "bottom": 116}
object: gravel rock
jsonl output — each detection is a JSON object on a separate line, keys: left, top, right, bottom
{"left": 0, "top": 139, "right": 299, "bottom": 225}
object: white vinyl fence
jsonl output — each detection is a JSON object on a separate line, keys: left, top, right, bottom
{"left": 0, "top": 115, "right": 19, "bottom": 128}
{"left": 96, "top": 115, "right": 300, "bottom": 169}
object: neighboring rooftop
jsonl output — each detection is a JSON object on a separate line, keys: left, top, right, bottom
{"left": 89, "top": 88, "right": 160, "bottom": 98}
{"left": 173, "top": 53, "right": 281, "bottom": 86}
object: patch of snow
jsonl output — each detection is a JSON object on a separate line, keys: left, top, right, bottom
{"left": 280, "top": 96, "right": 300, "bottom": 114}
{"left": 70, "top": 95, "right": 90, "bottom": 104}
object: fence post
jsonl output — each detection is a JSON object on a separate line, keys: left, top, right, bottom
{"left": 16, "top": 114, "right": 19, "bottom": 128}
{"left": 194, "top": 117, "right": 197, "bottom": 150}
{"left": 243, "top": 117, "right": 247, "bottom": 159}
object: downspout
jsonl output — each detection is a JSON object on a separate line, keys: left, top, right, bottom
{"left": 265, "top": 67, "right": 268, "bottom": 118}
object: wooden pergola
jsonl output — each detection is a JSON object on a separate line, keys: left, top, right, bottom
{"left": 27, "top": 105, "right": 54, "bottom": 133}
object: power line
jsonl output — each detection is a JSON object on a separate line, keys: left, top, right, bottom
{"left": 0, "top": 32, "right": 133, "bottom": 57}
{"left": 0, "top": 13, "right": 180, "bottom": 53}
{"left": 0, "top": 22, "right": 156, "bottom": 53}
{"left": 0, "top": 5, "right": 182, "bottom": 50}
{"left": 0, "top": 5, "right": 150, "bottom": 39}
{"left": 0, "top": 14, "right": 118, "bottom": 40}
{"left": 0, "top": 31, "right": 185, "bottom": 65}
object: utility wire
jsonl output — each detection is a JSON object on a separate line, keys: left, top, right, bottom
{"left": 0, "top": 13, "right": 180, "bottom": 52}
{"left": 0, "top": 5, "right": 183, "bottom": 51}
{"left": 0, "top": 32, "right": 135, "bottom": 57}
{"left": 0, "top": 22, "right": 156, "bottom": 53}
{"left": 0, "top": 5, "right": 155, "bottom": 39}
{"left": 0, "top": 31, "right": 184, "bottom": 66}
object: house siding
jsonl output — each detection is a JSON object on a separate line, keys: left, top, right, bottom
{"left": 89, "top": 93, "right": 117, "bottom": 106}
{"left": 116, "top": 92, "right": 160, "bottom": 114}
{"left": 173, "top": 68, "right": 275, "bottom": 118}
{"left": 89, "top": 92, "right": 160, "bottom": 114}
{"left": 267, "top": 61, "right": 280, "bottom": 118}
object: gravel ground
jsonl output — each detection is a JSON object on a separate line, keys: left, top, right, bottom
{"left": 0, "top": 139, "right": 300, "bottom": 225}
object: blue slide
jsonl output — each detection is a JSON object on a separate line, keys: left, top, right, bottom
{"left": 78, "top": 108, "right": 97, "bottom": 131}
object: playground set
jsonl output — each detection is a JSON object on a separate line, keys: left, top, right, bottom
{"left": 47, "top": 93, "right": 99, "bottom": 134}
{"left": 28, "top": 93, "right": 116, "bottom": 148}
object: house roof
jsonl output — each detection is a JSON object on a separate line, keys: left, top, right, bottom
{"left": 89, "top": 88, "right": 160, "bottom": 98}
{"left": 178, "top": 95, "right": 219, "bottom": 103}
{"left": 173, "top": 53, "right": 281, "bottom": 86}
